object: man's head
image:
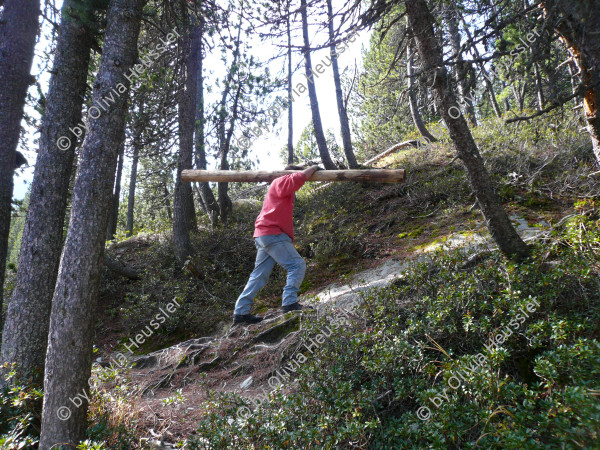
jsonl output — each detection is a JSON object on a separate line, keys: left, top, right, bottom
{"left": 285, "top": 164, "right": 305, "bottom": 170}
{"left": 284, "top": 161, "right": 319, "bottom": 170}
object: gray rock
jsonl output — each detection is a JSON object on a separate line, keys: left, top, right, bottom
{"left": 240, "top": 376, "right": 253, "bottom": 389}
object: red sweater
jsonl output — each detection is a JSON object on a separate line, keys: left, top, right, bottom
{"left": 254, "top": 172, "right": 307, "bottom": 241}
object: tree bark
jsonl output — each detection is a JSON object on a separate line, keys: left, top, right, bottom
{"left": 0, "top": 0, "right": 40, "bottom": 322}
{"left": 125, "top": 139, "right": 139, "bottom": 237}
{"left": 106, "top": 138, "right": 125, "bottom": 240}
{"left": 540, "top": 0, "right": 600, "bottom": 165}
{"left": 512, "top": 82, "right": 526, "bottom": 112}
{"left": 217, "top": 82, "right": 241, "bottom": 222}
{"left": 444, "top": 8, "right": 477, "bottom": 126}
{"left": 501, "top": 79, "right": 511, "bottom": 111}
{"left": 300, "top": 0, "right": 336, "bottom": 169}
{"left": 1, "top": 0, "right": 90, "bottom": 388}
{"left": 457, "top": 11, "right": 502, "bottom": 119}
{"left": 405, "top": 0, "right": 530, "bottom": 261}
{"left": 534, "top": 62, "right": 545, "bottom": 111}
{"left": 186, "top": 183, "right": 197, "bottom": 232}
{"left": 287, "top": 2, "right": 295, "bottom": 166}
{"left": 39, "top": 0, "right": 145, "bottom": 446}
{"left": 182, "top": 169, "right": 405, "bottom": 183}
{"left": 192, "top": 20, "right": 219, "bottom": 223}
{"left": 326, "top": 0, "right": 358, "bottom": 168}
{"left": 567, "top": 62, "right": 581, "bottom": 104}
{"left": 173, "top": 24, "right": 196, "bottom": 265}
{"left": 164, "top": 181, "right": 173, "bottom": 221}
{"left": 217, "top": 155, "right": 233, "bottom": 222}
{"left": 214, "top": 14, "right": 243, "bottom": 222}
{"left": 406, "top": 39, "right": 437, "bottom": 142}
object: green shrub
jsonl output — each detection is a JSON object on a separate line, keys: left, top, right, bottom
{"left": 0, "top": 368, "right": 42, "bottom": 448}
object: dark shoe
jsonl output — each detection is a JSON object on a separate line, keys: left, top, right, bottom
{"left": 281, "top": 302, "right": 313, "bottom": 313}
{"left": 233, "top": 314, "right": 263, "bottom": 324}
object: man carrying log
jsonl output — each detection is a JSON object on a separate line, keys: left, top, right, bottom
{"left": 180, "top": 165, "right": 404, "bottom": 323}
{"left": 233, "top": 164, "right": 320, "bottom": 324}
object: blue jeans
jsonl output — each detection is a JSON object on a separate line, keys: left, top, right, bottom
{"left": 234, "top": 234, "right": 306, "bottom": 315}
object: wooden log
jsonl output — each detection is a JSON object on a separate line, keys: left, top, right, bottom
{"left": 181, "top": 169, "right": 405, "bottom": 183}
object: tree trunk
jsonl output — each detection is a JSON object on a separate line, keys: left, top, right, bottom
{"left": 192, "top": 20, "right": 219, "bottom": 223}
{"left": 194, "top": 184, "right": 207, "bottom": 212}
{"left": 217, "top": 84, "right": 241, "bottom": 223}
{"left": 125, "top": 140, "right": 139, "bottom": 237}
{"left": 287, "top": 3, "right": 295, "bottom": 166}
{"left": 540, "top": 0, "right": 600, "bottom": 165}
{"left": 444, "top": 8, "right": 477, "bottom": 126}
{"left": 457, "top": 12, "right": 502, "bottom": 118}
{"left": 1, "top": 0, "right": 90, "bottom": 388}
{"left": 39, "top": 0, "right": 145, "bottom": 446}
{"left": 164, "top": 182, "right": 173, "bottom": 221}
{"left": 501, "top": 79, "right": 511, "bottom": 111}
{"left": 512, "top": 82, "right": 526, "bottom": 112}
{"left": 217, "top": 158, "right": 233, "bottom": 222}
{"left": 0, "top": 0, "right": 40, "bottom": 322}
{"left": 214, "top": 14, "right": 243, "bottom": 223}
{"left": 407, "top": 39, "right": 437, "bottom": 142}
{"left": 326, "top": 0, "right": 358, "bottom": 168}
{"left": 300, "top": 0, "right": 336, "bottom": 169}
{"left": 187, "top": 185, "right": 197, "bottom": 232}
{"left": 106, "top": 139, "right": 125, "bottom": 240}
{"left": 173, "top": 24, "right": 196, "bottom": 265}
{"left": 405, "top": 0, "right": 530, "bottom": 261}
{"left": 534, "top": 62, "right": 545, "bottom": 111}
{"left": 567, "top": 62, "right": 581, "bottom": 105}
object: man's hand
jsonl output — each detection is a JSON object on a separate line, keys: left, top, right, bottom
{"left": 302, "top": 165, "right": 320, "bottom": 178}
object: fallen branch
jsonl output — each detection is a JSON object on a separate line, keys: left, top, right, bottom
{"left": 363, "top": 140, "right": 420, "bottom": 166}
{"left": 103, "top": 254, "right": 141, "bottom": 280}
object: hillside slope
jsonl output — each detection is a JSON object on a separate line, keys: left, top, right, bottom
{"left": 100, "top": 212, "right": 552, "bottom": 447}
{"left": 82, "top": 119, "right": 599, "bottom": 448}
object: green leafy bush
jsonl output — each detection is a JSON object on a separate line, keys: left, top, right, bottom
{"left": 0, "top": 368, "right": 42, "bottom": 448}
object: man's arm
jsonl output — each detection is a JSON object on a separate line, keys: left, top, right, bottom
{"left": 272, "top": 165, "right": 321, "bottom": 197}
{"left": 302, "top": 165, "right": 319, "bottom": 180}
